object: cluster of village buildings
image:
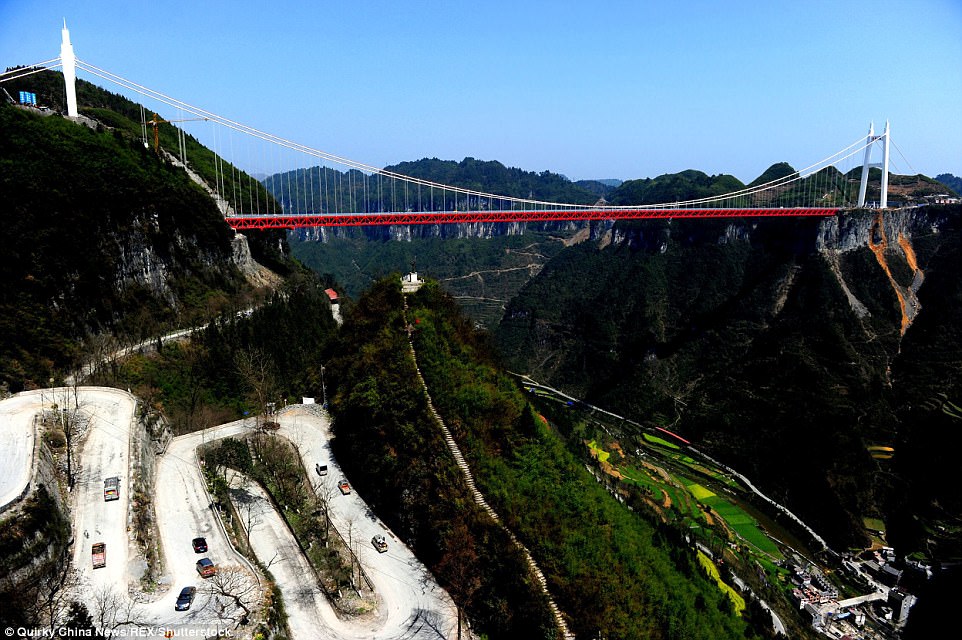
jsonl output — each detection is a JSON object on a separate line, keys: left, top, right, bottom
{"left": 788, "top": 547, "right": 919, "bottom": 640}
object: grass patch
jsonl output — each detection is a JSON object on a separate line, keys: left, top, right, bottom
{"left": 688, "top": 483, "right": 716, "bottom": 501}
{"left": 863, "top": 517, "right": 886, "bottom": 533}
{"left": 642, "top": 433, "right": 681, "bottom": 450}
{"left": 586, "top": 439, "right": 610, "bottom": 462}
{"left": 696, "top": 551, "right": 745, "bottom": 616}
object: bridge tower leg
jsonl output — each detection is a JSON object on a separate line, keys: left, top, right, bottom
{"left": 60, "top": 20, "right": 78, "bottom": 118}
{"left": 880, "top": 121, "right": 890, "bottom": 209}
{"left": 857, "top": 121, "right": 891, "bottom": 209}
{"left": 857, "top": 122, "right": 874, "bottom": 208}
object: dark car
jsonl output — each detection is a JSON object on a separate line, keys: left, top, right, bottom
{"left": 175, "top": 586, "right": 196, "bottom": 611}
{"left": 196, "top": 558, "right": 216, "bottom": 578}
{"left": 192, "top": 537, "right": 207, "bottom": 553}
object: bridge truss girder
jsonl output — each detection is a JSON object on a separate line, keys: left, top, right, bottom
{"left": 225, "top": 208, "right": 837, "bottom": 230}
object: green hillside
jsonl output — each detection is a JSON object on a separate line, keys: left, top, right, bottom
{"left": 495, "top": 208, "right": 962, "bottom": 560}
{"left": 328, "top": 278, "right": 773, "bottom": 639}
{"left": 0, "top": 71, "right": 287, "bottom": 390}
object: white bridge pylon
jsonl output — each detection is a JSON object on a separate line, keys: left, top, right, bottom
{"left": 59, "top": 20, "right": 78, "bottom": 118}
{"left": 857, "top": 121, "right": 890, "bottom": 209}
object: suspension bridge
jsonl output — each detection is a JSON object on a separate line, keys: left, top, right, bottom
{"left": 2, "top": 24, "right": 900, "bottom": 231}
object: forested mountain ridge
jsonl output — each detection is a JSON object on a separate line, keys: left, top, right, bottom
{"left": 327, "top": 277, "right": 769, "bottom": 639}
{"left": 278, "top": 157, "right": 605, "bottom": 243}
{"left": 0, "top": 72, "right": 289, "bottom": 391}
{"left": 935, "top": 172, "right": 961, "bottom": 195}
{"left": 608, "top": 168, "right": 746, "bottom": 205}
{"left": 496, "top": 205, "right": 962, "bottom": 562}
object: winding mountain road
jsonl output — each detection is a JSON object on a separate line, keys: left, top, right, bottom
{"left": 2, "top": 388, "right": 457, "bottom": 637}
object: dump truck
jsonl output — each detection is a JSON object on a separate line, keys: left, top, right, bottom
{"left": 91, "top": 542, "right": 106, "bottom": 569}
{"left": 104, "top": 476, "right": 120, "bottom": 501}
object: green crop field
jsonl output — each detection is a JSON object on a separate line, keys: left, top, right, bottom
{"left": 702, "top": 495, "right": 782, "bottom": 558}
{"left": 642, "top": 433, "right": 681, "bottom": 450}
{"left": 688, "top": 482, "right": 716, "bottom": 501}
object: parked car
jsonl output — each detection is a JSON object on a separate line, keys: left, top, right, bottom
{"left": 315, "top": 463, "right": 328, "bottom": 476}
{"left": 175, "top": 586, "right": 196, "bottom": 611}
{"left": 192, "top": 537, "right": 207, "bottom": 553}
{"left": 196, "top": 558, "right": 216, "bottom": 578}
{"left": 371, "top": 535, "right": 388, "bottom": 553}
{"left": 338, "top": 479, "right": 351, "bottom": 495}
{"left": 103, "top": 477, "right": 120, "bottom": 501}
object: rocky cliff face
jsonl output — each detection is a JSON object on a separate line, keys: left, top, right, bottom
{"left": 231, "top": 233, "right": 282, "bottom": 289}
{"left": 496, "top": 204, "right": 961, "bottom": 550}
{"left": 98, "top": 211, "right": 242, "bottom": 314}
{"left": 816, "top": 209, "right": 947, "bottom": 334}
{"left": 292, "top": 220, "right": 588, "bottom": 242}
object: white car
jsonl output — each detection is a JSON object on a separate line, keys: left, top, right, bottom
{"left": 372, "top": 535, "right": 388, "bottom": 553}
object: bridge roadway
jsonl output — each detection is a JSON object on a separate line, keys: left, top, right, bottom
{"left": 226, "top": 207, "right": 838, "bottom": 230}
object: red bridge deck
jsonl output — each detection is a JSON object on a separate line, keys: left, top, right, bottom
{"left": 225, "top": 208, "right": 837, "bottom": 230}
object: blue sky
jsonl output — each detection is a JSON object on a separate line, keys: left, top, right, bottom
{"left": 2, "top": 0, "right": 960, "bottom": 183}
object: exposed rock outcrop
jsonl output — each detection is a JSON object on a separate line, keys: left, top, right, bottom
{"left": 816, "top": 208, "right": 946, "bottom": 334}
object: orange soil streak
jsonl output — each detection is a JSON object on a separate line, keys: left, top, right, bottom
{"left": 867, "top": 214, "right": 910, "bottom": 334}
{"left": 898, "top": 233, "right": 919, "bottom": 271}
{"left": 661, "top": 489, "right": 672, "bottom": 509}
{"left": 600, "top": 459, "right": 624, "bottom": 480}
{"left": 642, "top": 460, "right": 671, "bottom": 482}
{"left": 610, "top": 441, "right": 624, "bottom": 458}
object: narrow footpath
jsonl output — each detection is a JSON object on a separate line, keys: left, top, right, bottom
{"left": 402, "top": 296, "right": 575, "bottom": 639}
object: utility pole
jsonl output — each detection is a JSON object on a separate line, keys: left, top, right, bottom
{"left": 320, "top": 365, "right": 327, "bottom": 408}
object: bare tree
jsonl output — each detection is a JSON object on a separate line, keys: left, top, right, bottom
{"left": 176, "top": 342, "right": 214, "bottom": 435}
{"left": 28, "top": 547, "right": 79, "bottom": 630}
{"left": 89, "top": 585, "right": 141, "bottom": 631}
{"left": 47, "top": 387, "right": 89, "bottom": 489}
{"left": 417, "top": 609, "right": 453, "bottom": 640}
{"left": 83, "top": 332, "right": 121, "bottom": 385}
{"left": 435, "top": 520, "right": 482, "bottom": 640}
{"left": 262, "top": 551, "right": 281, "bottom": 570}
{"left": 232, "top": 487, "right": 262, "bottom": 553}
{"left": 341, "top": 516, "right": 369, "bottom": 592}
{"left": 206, "top": 565, "right": 261, "bottom": 625}
{"left": 235, "top": 348, "right": 279, "bottom": 431}
{"left": 312, "top": 477, "right": 338, "bottom": 544}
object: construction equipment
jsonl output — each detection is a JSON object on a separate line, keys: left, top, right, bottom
{"left": 146, "top": 112, "right": 208, "bottom": 154}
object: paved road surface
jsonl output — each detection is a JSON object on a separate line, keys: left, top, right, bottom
{"left": 0, "top": 390, "right": 44, "bottom": 509}
{"left": 10, "top": 387, "right": 457, "bottom": 637}
{"left": 274, "top": 405, "right": 459, "bottom": 640}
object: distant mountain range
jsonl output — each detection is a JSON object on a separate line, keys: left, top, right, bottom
{"left": 935, "top": 173, "right": 962, "bottom": 195}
